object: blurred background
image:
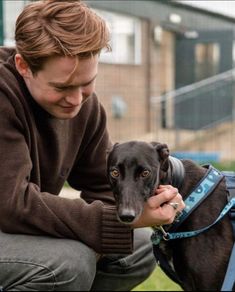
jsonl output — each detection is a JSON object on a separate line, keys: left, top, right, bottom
{"left": 1, "top": 0, "right": 235, "bottom": 164}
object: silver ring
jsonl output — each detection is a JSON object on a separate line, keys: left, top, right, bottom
{"left": 168, "top": 202, "right": 179, "bottom": 210}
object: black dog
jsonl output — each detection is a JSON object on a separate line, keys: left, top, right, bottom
{"left": 107, "top": 141, "right": 234, "bottom": 291}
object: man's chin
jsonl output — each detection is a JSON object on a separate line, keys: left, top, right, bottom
{"left": 51, "top": 108, "right": 80, "bottom": 119}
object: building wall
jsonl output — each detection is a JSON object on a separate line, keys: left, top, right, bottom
{"left": 149, "top": 29, "right": 175, "bottom": 132}
{"left": 96, "top": 20, "right": 151, "bottom": 142}
{"left": 96, "top": 18, "right": 176, "bottom": 143}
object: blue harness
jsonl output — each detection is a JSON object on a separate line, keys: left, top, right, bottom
{"left": 151, "top": 162, "right": 235, "bottom": 290}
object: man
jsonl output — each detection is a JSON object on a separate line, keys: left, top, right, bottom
{"left": 0, "top": 0, "right": 185, "bottom": 290}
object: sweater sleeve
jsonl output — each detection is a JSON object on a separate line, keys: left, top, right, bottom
{"left": 0, "top": 93, "right": 133, "bottom": 254}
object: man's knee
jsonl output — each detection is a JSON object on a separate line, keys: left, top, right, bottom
{"left": 0, "top": 236, "right": 98, "bottom": 291}
{"left": 53, "top": 243, "right": 97, "bottom": 290}
{"left": 0, "top": 261, "right": 57, "bottom": 291}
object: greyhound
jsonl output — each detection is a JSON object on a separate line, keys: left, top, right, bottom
{"left": 106, "top": 141, "right": 234, "bottom": 291}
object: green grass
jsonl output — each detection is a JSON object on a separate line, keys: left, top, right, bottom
{"left": 133, "top": 266, "right": 182, "bottom": 291}
{"left": 212, "top": 160, "right": 235, "bottom": 171}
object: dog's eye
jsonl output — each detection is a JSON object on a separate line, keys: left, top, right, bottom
{"left": 110, "top": 169, "right": 120, "bottom": 178}
{"left": 141, "top": 170, "right": 150, "bottom": 178}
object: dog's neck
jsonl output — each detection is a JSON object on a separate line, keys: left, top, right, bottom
{"left": 160, "top": 156, "right": 185, "bottom": 191}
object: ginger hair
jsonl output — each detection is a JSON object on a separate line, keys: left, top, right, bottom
{"left": 15, "top": 0, "right": 111, "bottom": 73}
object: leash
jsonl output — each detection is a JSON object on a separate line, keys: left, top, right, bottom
{"left": 152, "top": 197, "right": 235, "bottom": 244}
{"left": 152, "top": 165, "right": 224, "bottom": 244}
{"left": 152, "top": 162, "right": 235, "bottom": 289}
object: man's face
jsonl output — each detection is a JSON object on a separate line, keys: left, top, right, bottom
{"left": 22, "top": 55, "right": 98, "bottom": 119}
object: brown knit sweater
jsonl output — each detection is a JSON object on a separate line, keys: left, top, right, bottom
{"left": 0, "top": 47, "right": 132, "bottom": 254}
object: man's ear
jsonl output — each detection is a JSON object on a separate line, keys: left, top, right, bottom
{"left": 151, "top": 142, "right": 170, "bottom": 171}
{"left": 14, "top": 54, "right": 31, "bottom": 78}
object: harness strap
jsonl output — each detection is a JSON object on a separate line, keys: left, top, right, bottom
{"left": 153, "top": 245, "right": 183, "bottom": 287}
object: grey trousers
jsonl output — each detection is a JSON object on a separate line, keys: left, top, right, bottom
{"left": 0, "top": 228, "right": 156, "bottom": 291}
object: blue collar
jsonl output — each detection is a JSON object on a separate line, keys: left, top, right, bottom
{"left": 151, "top": 164, "right": 225, "bottom": 245}
{"left": 170, "top": 164, "right": 224, "bottom": 231}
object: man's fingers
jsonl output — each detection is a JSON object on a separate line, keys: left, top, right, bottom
{"left": 149, "top": 185, "right": 180, "bottom": 208}
{"left": 148, "top": 185, "right": 185, "bottom": 225}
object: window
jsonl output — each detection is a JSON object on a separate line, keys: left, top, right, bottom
{"left": 95, "top": 9, "right": 142, "bottom": 65}
{"left": 195, "top": 43, "right": 220, "bottom": 81}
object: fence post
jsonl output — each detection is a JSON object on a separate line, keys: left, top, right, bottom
{"left": 0, "top": 0, "right": 3, "bottom": 45}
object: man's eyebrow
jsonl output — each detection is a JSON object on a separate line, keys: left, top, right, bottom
{"left": 48, "top": 74, "right": 97, "bottom": 88}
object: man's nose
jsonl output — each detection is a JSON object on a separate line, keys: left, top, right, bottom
{"left": 65, "top": 86, "right": 93, "bottom": 105}
{"left": 65, "top": 88, "right": 83, "bottom": 105}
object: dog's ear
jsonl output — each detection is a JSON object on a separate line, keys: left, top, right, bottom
{"left": 106, "top": 142, "right": 119, "bottom": 157}
{"left": 151, "top": 142, "right": 170, "bottom": 171}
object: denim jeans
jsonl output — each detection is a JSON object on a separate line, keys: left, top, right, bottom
{"left": 0, "top": 228, "right": 156, "bottom": 291}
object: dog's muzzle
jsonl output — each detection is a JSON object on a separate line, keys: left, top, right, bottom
{"left": 118, "top": 208, "right": 137, "bottom": 223}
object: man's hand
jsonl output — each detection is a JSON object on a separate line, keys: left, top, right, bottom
{"left": 132, "top": 185, "right": 185, "bottom": 228}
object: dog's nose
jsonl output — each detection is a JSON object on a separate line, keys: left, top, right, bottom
{"left": 119, "top": 209, "right": 136, "bottom": 223}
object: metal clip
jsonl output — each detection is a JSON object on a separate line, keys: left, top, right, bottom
{"left": 158, "top": 225, "right": 170, "bottom": 241}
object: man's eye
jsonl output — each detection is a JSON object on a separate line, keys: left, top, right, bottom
{"left": 55, "top": 87, "right": 66, "bottom": 92}
{"left": 55, "top": 86, "right": 76, "bottom": 92}
{"left": 110, "top": 169, "right": 120, "bottom": 178}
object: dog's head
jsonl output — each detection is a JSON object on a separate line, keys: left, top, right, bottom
{"left": 106, "top": 141, "right": 170, "bottom": 224}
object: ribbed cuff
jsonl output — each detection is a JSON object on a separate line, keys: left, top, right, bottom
{"left": 102, "top": 205, "right": 133, "bottom": 254}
